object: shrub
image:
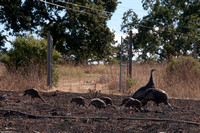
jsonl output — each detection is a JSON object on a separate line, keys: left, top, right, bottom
{"left": 126, "top": 78, "right": 137, "bottom": 89}
{"left": 167, "top": 56, "right": 200, "bottom": 73}
{"left": 0, "top": 34, "right": 61, "bottom": 86}
{"left": 166, "top": 56, "right": 200, "bottom": 82}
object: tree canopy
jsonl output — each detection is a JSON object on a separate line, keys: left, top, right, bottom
{"left": 0, "top": 0, "right": 118, "bottom": 64}
{"left": 121, "top": 0, "right": 200, "bottom": 61}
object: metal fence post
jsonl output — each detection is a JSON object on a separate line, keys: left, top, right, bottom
{"left": 47, "top": 31, "right": 53, "bottom": 89}
{"left": 119, "top": 36, "right": 123, "bottom": 92}
{"left": 129, "top": 30, "right": 133, "bottom": 79}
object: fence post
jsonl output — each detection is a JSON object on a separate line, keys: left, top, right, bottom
{"left": 127, "top": 37, "right": 129, "bottom": 77}
{"left": 128, "top": 30, "right": 133, "bottom": 79}
{"left": 119, "top": 36, "right": 123, "bottom": 92}
{"left": 47, "top": 31, "right": 53, "bottom": 89}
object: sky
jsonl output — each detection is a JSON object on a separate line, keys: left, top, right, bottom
{"left": 107, "top": 0, "right": 148, "bottom": 43}
{"left": 3, "top": 0, "right": 148, "bottom": 50}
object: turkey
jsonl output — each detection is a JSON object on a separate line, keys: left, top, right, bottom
{"left": 132, "top": 69, "right": 155, "bottom": 101}
{"left": 89, "top": 98, "right": 106, "bottom": 110}
{"left": 70, "top": 96, "right": 87, "bottom": 108}
{"left": 124, "top": 98, "right": 142, "bottom": 112}
{"left": 24, "top": 89, "right": 45, "bottom": 102}
{"left": 141, "top": 88, "right": 172, "bottom": 112}
{"left": 100, "top": 97, "right": 112, "bottom": 105}
{"left": 119, "top": 97, "right": 134, "bottom": 106}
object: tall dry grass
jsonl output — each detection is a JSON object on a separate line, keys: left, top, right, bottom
{"left": 96, "top": 63, "right": 167, "bottom": 95}
{"left": 0, "top": 59, "right": 200, "bottom": 99}
{"left": 164, "top": 57, "right": 200, "bottom": 99}
{"left": 96, "top": 62, "right": 200, "bottom": 99}
{"left": 0, "top": 63, "right": 47, "bottom": 91}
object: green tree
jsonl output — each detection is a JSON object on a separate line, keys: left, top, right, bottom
{"left": 0, "top": 0, "right": 118, "bottom": 64}
{"left": 121, "top": 0, "right": 200, "bottom": 61}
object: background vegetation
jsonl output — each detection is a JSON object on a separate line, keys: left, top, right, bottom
{"left": 121, "top": 0, "right": 200, "bottom": 60}
{"left": 0, "top": 0, "right": 199, "bottom": 100}
{"left": 0, "top": 56, "right": 199, "bottom": 99}
{"left": 1, "top": 0, "right": 199, "bottom": 63}
{"left": 0, "top": 0, "right": 118, "bottom": 64}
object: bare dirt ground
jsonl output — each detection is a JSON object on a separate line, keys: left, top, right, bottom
{"left": 0, "top": 90, "right": 199, "bottom": 133}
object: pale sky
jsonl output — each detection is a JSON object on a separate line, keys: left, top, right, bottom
{"left": 107, "top": 0, "right": 148, "bottom": 43}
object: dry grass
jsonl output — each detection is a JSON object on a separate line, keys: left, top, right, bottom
{"left": 55, "top": 62, "right": 200, "bottom": 99}
{"left": 0, "top": 63, "right": 47, "bottom": 92}
{"left": 101, "top": 62, "right": 200, "bottom": 100}
{"left": 164, "top": 65, "right": 200, "bottom": 99}
{"left": 0, "top": 61, "right": 200, "bottom": 99}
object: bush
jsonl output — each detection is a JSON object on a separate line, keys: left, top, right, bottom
{"left": 0, "top": 34, "right": 61, "bottom": 86}
{"left": 167, "top": 56, "right": 200, "bottom": 73}
{"left": 126, "top": 78, "right": 137, "bottom": 89}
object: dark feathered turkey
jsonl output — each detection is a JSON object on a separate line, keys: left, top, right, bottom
{"left": 70, "top": 96, "right": 86, "bottom": 107}
{"left": 132, "top": 69, "right": 155, "bottom": 101}
{"left": 124, "top": 98, "right": 142, "bottom": 111}
{"left": 100, "top": 97, "right": 112, "bottom": 105}
{"left": 89, "top": 98, "right": 106, "bottom": 110}
{"left": 24, "top": 89, "right": 45, "bottom": 102}
{"left": 141, "top": 88, "right": 172, "bottom": 109}
{"left": 119, "top": 97, "right": 134, "bottom": 106}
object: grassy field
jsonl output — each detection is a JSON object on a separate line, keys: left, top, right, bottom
{"left": 0, "top": 60, "right": 200, "bottom": 99}
{"left": 56, "top": 62, "right": 200, "bottom": 99}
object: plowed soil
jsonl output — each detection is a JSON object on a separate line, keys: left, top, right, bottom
{"left": 0, "top": 90, "right": 199, "bottom": 133}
